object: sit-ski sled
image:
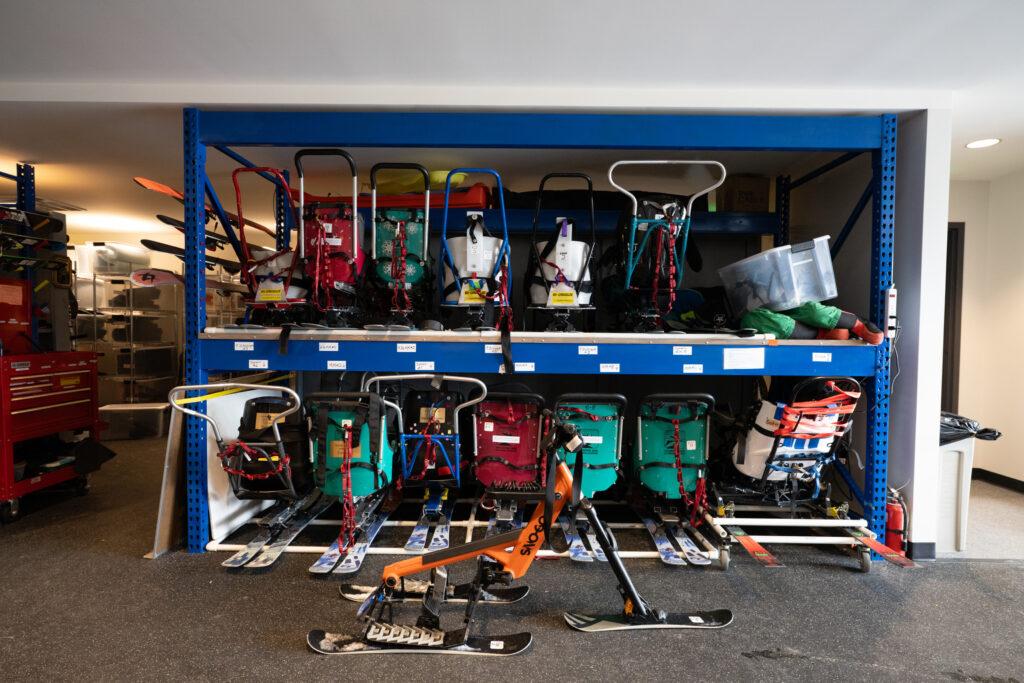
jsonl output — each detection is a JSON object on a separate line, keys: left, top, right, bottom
{"left": 706, "top": 377, "right": 917, "bottom": 571}
{"left": 168, "top": 383, "right": 329, "bottom": 569}
{"left": 607, "top": 160, "right": 726, "bottom": 332}
{"left": 553, "top": 394, "right": 627, "bottom": 562}
{"left": 472, "top": 390, "right": 546, "bottom": 536}
{"left": 304, "top": 391, "right": 397, "bottom": 576}
{"left": 365, "top": 374, "right": 486, "bottom": 553}
{"left": 524, "top": 173, "right": 597, "bottom": 332}
{"left": 365, "top": 163, "right": 441, "bottom": 331}
{"left": 308, "top": 414, "right": 733, "bottom": 657}
{"left": 631, "top": 394, "right": 720, "bottom": 568}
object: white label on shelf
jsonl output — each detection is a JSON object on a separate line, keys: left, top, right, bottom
{"left": 483, "top": 422, "right": 494, "bottom": 432}
{"left": 812, "top": 352, "right": 833, "bottom": 363}
{"left": 397, "top": 343, "right": 417, "bottom": 353}
{"left": 683, "top": 363, "right": 703, "bottom": 374}
{"left": 514, "top": 362, "right": 535, "bottom": 372}
{"left": 234, "top": 341, "right": 254, "bottom": 351}
{"left": 248, "top": 359, "right": 268, "bottom": 369}
{"left": 599, "top": 363, "right": 620, "bottom": 373}
{"left": 414, "top": 360, "right": 435, "bottom": 371}
{"left": 723, "top": 347, "right": 765, "bottom": 370}
{"left": 673, "top": 345, "right": 693, "bottom": 356}
{"left": 327, "top": 360, "right": 347, "bottom": 370}
{"left": 578, "top": 345, "right": 598, "bottom": 356}
{"left": 319, "top": 342, "right": 339, "bottom": 352}
{"left": 492, "top": 434, "right": 521, "bottom": 445}
{"left": 484, "top": 344, "right": 502, "bottom": 354}
{"left": 582, "top": 435, "right": 604, "bottom": 445}
{"left": 686, "top": 440, "right": 697, "bottom": 451}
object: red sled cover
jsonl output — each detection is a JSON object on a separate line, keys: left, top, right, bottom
{"left": 302, "top": 203, "right": 366, "bottom": 291}
{"left": 291, "top": 183, "right": 491, "bottom": 210}
{"left": 473, "top": 393, "right": 545, "bottom": 489}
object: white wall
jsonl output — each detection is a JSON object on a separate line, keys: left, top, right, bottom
{"left": 950, "top": 173, "right": 1024, "bottom": 480}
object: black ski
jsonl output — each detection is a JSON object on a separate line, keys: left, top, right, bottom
{"left": 307, "top": 628, "right": 532, "bottom": 656}
{"left": 563, "top": 609, "right": 734, "bottom": 632}
{"left": 222, "top": 500, "right": 297, "bottom": 568}
{"left": 340, "top": 580, "right": 529, "bottom": 604}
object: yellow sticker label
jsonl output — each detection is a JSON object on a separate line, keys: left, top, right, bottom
{"left": 59, "top": 376, "right": 82, "bottom": 387}
{"left": 330, "top": 440, "right": 355, "bottom": 458}
{"left": 254, "top": 412, "right": 276, "bottom": 429}
{"left": 255, "top": 283, "right": 284, "bottom": 302}
{"left": 547, "top": 290, "right": 577, "bottom": 306}
{"left": 458, "top": 281, "right": 487, "bottom": 305}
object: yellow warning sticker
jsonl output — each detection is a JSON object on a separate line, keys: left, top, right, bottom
{"left": 254, "top": 412, "right": 276, "bottom": 429}
{"left": 59, "top": 376, "right": 81, "bottom": 387}
{"left": 330, "top": 440, "right": 357, "bottom": 458}
{"left": 547, "top": 289, "right": 577, "bottom": 307}
{"left": 458, "top": 281, "right": 487, "bottom": 305}
{"left": 419, "top": 406, "right": 446, "bottom": 424}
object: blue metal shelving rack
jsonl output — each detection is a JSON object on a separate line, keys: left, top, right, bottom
{"left": 181, "top": 109, "right": 896, "bottom": 554}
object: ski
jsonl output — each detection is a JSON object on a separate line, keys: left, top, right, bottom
{"left": 334, "top": 508, "right": 391, "bottom": 575}
{"left": 340, "top": 580, "right": 529, "bottom": 604}
{"left": 848, "top": 529, "right": 919, "bottom": 568}
{"left": 309, "top": 539, "right": 344, "bottom": 574}
{"left": 307, "top": 629, "right": 532, "bottom": 656}
{"left": 222, "top": 502, "right": 295, "bottom": 568}
{"left": 404, "top": 490, "right": 446, "bottom": 552}
{"left": 245, "top": 496, "right": 333, "bottom": 569}
{"left": 579, "top": 517, "right": 607, "bottom": 562}
{"left": 563, "top": 609, "right": 734, "bottom": 632}
{"left": 726, "top": 525, "right": 784, "bottom": 568}
{"left": 427, "top": 497, "right": 457, "bottom": 552}
{"left": 559, "top": 513, "right": 593, "bottom": 562}
{"left": 638, "top": 515, "right": 687, "bottom": 566}
{"left": 667, "top": 524, "right": 712, "bottom": 566}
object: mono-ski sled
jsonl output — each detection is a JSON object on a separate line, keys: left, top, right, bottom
{"left": 632, "top": 393, "right": 721, "bottom": 568}
{"left": 168, "top": 383, "right": 327, "bottom": 569}
{"left": 364, "top": 374, "right": 486, "bottom": 552}
{"left": 308, "top": 414, "right": 733, "bottom": 657}
{"left": 304, "top": 391, "right": 397, "bottom": 575}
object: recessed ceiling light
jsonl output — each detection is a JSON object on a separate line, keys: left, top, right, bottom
{"left": 966, "top": 138, "right": 1001, "bottom": 149}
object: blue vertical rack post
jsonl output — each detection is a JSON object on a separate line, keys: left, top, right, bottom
{"left": 181, "top": 110, "right": 895, "bottom": 553}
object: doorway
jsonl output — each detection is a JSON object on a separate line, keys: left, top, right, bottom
{"left": 941, "top": 222, "right": 964, "bottom": 413}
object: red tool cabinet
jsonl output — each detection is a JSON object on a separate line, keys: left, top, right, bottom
{"left": 0, "top": 351, "right": 102, "bottom": 519}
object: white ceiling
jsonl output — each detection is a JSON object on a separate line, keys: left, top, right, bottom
{"left": 1, "top": 0, "right": 1022, "bottom": 237}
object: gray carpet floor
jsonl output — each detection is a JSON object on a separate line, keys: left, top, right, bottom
{"left": 938, "top": 479, "right": 1024, "bottom": 560}
{"left": 1, "top": 438, "right": 1022, "bottom": 682}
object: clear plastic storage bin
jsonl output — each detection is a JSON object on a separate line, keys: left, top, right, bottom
{"left": 718, "top": 235, "right": 837, "bottom": 314}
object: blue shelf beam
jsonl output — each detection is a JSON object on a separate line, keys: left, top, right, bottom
{"left": 181, "top": 108, "right": 896, "bottom": 554}
{"left": 199, "top": 338, "right": 876, "bottom": 377}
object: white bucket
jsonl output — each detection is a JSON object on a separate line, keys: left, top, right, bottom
{"left": 731, "top": 400, "right": 840, "bottom": 482}
{"left": 528, "top": 236, "right": 592, "bottom": 307}
{"left": 442, "top": 231, "right": 505, "bottom": 305}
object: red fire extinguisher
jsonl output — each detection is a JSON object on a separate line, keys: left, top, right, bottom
{"left": 885, "top": 487, "right": 908, "bottom": 556}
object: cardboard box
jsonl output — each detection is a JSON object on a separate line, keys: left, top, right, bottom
{"left": 717, "top": 175, "right": 771, "bottom": 213}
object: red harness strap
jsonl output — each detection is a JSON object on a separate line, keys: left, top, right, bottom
{"left": 336, "top": 426, "right": 357, "bottom": 552}
{"left": 670, "top": 419, "right": 706, "bottom": 528}
{"left": 219, "top": 441, "right": 291, "bottom": 480}
{"left": 409, "top": 407, "right": 443, "bottom": 482}
{"left": 775, "top": 384, "right": 861, "bottom": 440}
{"left": 390, "top": 221, "right": 412, "bottom": 312}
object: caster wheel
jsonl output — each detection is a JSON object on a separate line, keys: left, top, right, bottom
{"left": 858, "top": 548, "right": 872, "bottom": 573}
{"left": 73, "top": 476, "right": 90, "bottom": 497}
{"left": 1, "top": 498, "right": 20, "bottom": 523}
{"left": 719, "top": 548, "right": 730, "bottom": 571}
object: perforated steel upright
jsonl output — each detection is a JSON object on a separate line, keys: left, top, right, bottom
{"left": 183, "top": 109, "right": 211, "bottom": 552}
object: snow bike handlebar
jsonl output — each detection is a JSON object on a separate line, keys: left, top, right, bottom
{"left": 608, "top": 160, "right": 727, "bottom": 219}
{"left": 361, "top": 374, "right": 487, "bottom": 436}
{"left": 167, "top": 383, "right": 301, "bottom": 448}
{"left": 529, "top": 172, "right": 597, "bottom": 298}
{"left": 370, "top": 163, "right": 431, "bottom": 261}
{"left": 294, "top": 149, "right": 359, "bottom": 261}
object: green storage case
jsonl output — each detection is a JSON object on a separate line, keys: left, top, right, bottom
{"left": 306, "top": 393, "right": 393, "bottom": 499}
{"left": 554, "top": 394, "right": 627, "bottom": 498}
{"left": 633, "top": 394, "right": 714, "bottom": 498}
